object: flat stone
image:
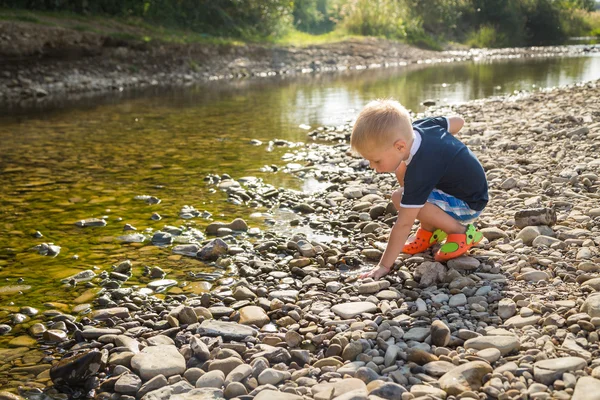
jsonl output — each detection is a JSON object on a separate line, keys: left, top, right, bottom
{"left": 142, "top": 381, "right": 194, "bottom": 400}
{"left": 147, "top": 279, "right": 178, "bottom": 290}
{"left": 254, "top": 390, "right": 303, "bottom": 400}
{"left": 312, "top": 378, "right": 367, "bottom": 399}
{"left": 268, "top": 290, "right": 299, "bottom": 301}
{"left": 504, "top": 315, "right": 540, "bottom": 328}
{"left": 115, "top": 373, "right": 142, "bottom": 395}
{"left": 449, "top": 293, "right": 467, "bottom": 307}
{"left": 476, "top": 348, "right": 502, "bottom": 363}
{"left": 518, "top": 270, "right": 549, "bottom": 282}
{"left": 423, "top": 361, "right": 456, "bottom": 377}
{"left": 131, "top": 345, "right": 186, "bottom": 380}
{"left": 369, "top": 382, "right": 407, "bottom": 398}
{"left": 517, "top": 226, "right": 554, "bottom": 245}
{"left": 404, "top": 327, "right": 430, "bottom": 342}
{"left": 81, "top": 328, "right": 122, "bottom": 339}
{"left": 170, "top": 388, "right": 224, "bottom": 400}
{"left": 257, "top": 368, "right": 291, "bottom": 385}
{"left": 197, "top": 320, "right": 258, "bottom": 341}
{"left": 196, "top": 370, "right": 224, "bottom": 388}
{"left": 410, "top": 385, "right": 447, "bottom": 399}
{"left": 331, "top": 302, "right": 377, "bottom": 319}
{"left": 208, "top": 357, "right": 244, "bottom": 377}
{"left": 439, "top": 361, "right": 492, "bottom": 395}
{"left": 533, "top": 357, "right": 587, "bottom": 385}
{"left": 572, "top": 377, "right": 600, "bottom": 400}
{"left": 447, "top": 256, "right": 480, "bottom": 271}
{"left": 464, "top": 335, "right": 520, "bottom": 355}
{"left": 138, "top": 375, "right": 169, "bottom": 399}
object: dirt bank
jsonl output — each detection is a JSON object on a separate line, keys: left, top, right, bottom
{"left": 1, "top": 18, "right": 599, "bottom": 109}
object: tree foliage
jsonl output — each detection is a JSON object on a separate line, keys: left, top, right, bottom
{"left": 1, "top": 0, "right": 598, "bottom": 45}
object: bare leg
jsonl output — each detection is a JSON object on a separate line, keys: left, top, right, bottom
{"left": 417, "top": 203, "right": 466, "bottom": 234}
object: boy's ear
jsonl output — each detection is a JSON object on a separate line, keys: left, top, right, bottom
{"left": 393, "top": 139, "right": 407, "bottom": 151}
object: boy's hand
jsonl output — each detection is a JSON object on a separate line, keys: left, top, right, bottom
{"left": 360, "top": 207, "right": 419, "bottom": 280}
{"left": 395, "top": 161, "right": 407, "bottom": 186}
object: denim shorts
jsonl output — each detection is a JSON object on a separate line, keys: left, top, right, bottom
{"left": 427, "top": 189, "right": 482, "bottom": 223}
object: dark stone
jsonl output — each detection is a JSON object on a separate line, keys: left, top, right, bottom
{"left": 197, "top": 239, "right": 229, "bottom": 261}
{"left": 50, "top": 349, "right": 108, "bottom": 386}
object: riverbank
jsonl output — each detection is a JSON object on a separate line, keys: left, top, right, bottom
{"left": 1, "top": 16, "right": 600, "bottom": 109}
{"left": 2, "top": 78, "right": 599, "bottom": 399}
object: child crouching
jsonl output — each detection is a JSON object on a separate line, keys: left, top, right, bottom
{"left": 351, "top": 99, "right": 489, "bottom": 280}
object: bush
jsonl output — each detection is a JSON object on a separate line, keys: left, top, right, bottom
{"left": 338, "top": 0, "right": 409, "bottom": 39}
{"left": 522, "top": 0, "right": 565, "bottom": 45}
{"left": 466, "top": 25, "right": 509, "bottom": 48}
{"left": 293, "top": 0, "right": 335, "bottom": 34}
{"left": 0, "top": 0, "right": 294, "bottom": 39}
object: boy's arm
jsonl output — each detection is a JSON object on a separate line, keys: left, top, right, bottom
{"left": 447, "top": 116, "right": 464, "bottom": 135}
{"left": 378, "top": 207, "right": 420, "bottom": 269}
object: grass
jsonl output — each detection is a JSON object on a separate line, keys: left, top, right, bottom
{"left": 273, "top": 28, "right": 363, "bottom": 46}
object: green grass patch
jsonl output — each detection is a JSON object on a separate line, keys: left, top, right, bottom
{"left": 273, "top": 28, "right": 360, "bottom": 46}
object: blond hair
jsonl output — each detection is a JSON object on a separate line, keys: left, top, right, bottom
{"left": 351, "top": 99, "right": 413, "bottom": 155}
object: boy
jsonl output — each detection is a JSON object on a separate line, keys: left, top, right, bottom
{"left": 352, "top": 99, "right": 488, "bottom": 280}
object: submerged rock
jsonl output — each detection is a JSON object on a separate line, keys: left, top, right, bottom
{"left": 50, "top": 349, "right": 107, "bottom": 386}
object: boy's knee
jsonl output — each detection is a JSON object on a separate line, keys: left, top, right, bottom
{"left": 391, "top": 189, "right": 403, "bottom": 211}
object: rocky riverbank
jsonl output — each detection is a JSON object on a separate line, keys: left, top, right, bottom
{"left": 1, "top": 80, "right": 600, "bottom": 400}
{"left": 1, "top": 18, "right": 600, "bottom": 109}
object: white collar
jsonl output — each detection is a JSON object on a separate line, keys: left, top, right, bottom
{"left": 404, "top": 129, "right": 422, "bottom": 166}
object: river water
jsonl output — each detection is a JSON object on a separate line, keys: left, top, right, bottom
{"left": 0, "top": 51, "right": 600, "bottom": 382}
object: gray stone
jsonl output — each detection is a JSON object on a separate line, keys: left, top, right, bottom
{"left": 517, "top": 226, "right": 554, "bottom": 245}
{"left": 404, "top": 327, "right": 430, "bottom": 342}
{"left": 137, "top": 375, "right": 168, "bottom": 399}
{"left": 449, "top": 293, "right": 467, "bottom": 307}
{"left": 431, "top": 320, "right": 451, "bottom": 347}
{"left": 504, "top": 315, "right": 540, "bottom": 328}
{"left": 464, "top": 335, "right": 520, "bottom": 355}
{"left": 331, "top": 302, "right": 377, "bottom": 319}
{"left": 257, "top": 368, "right": 291, "bottom": 385}
{"left": 254, "top": 390, "right": 303, "bottom": 400}
{"left": 196, "top": 370, "right": 225, "bottom": 388}
{"left": 533, "top": 357, "right": 587, "bottom": 385}
{"left": 498, "top": 298, "right": 517, "bottom": 319}
{"left": 196, "top": 320, "right": 258, "bottom": 341}
{"left": 197, "top": 239, "right": 228, "bottom": 261}
{"left": 439, "top": 361, "right": 492, "bottom": 395}
{"left": 170, "top": 388, "right": 224, "bottom": 400}
{"left": 224, "top": 364, "right": 252, "bottom": 386}
{"left": 414, "top": 261, "right": 446, "bottom": 287}
{"left": 447, "top": 256, "right": 480, "bottom": 271}
{"left": 208, "top": 357, "right": 243, "bottom": 377}
{"left": 141, "top": 381, "right": 194, "bottom": 400}
{"left": 581, "top": 294, "right": 600, "bottom": 318}
{"left": 572, "top": 377, "right": 600, "bottom": 400}
{"left": 369, "top": 382, "right": 407, "bottom": 399}
{"left": 114, "top": 373, "right": 142, "bottom": 395}
{"left": 131, "top": 345, "right": 186, "bottom": 380}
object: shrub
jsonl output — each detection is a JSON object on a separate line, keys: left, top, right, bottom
{"left": 338, "top": 0, "right": 408, "bottom": 39}
{"left": 466, "top": 25, "right": 509, "bottom": 48}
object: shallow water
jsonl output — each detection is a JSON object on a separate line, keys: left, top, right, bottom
{"left": 1, "top": 51, "right": 600, "bottom": 353}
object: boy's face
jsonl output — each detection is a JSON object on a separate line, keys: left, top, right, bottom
{"left": 361, "top": 139, "right": 409, "bottom": 174}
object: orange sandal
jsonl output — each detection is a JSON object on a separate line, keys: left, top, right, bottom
{"left": 403, "top": 228, "right": 447, "bottom": 255}
{"left": 435, "top": 224, "right": 483, "bottom": 262}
